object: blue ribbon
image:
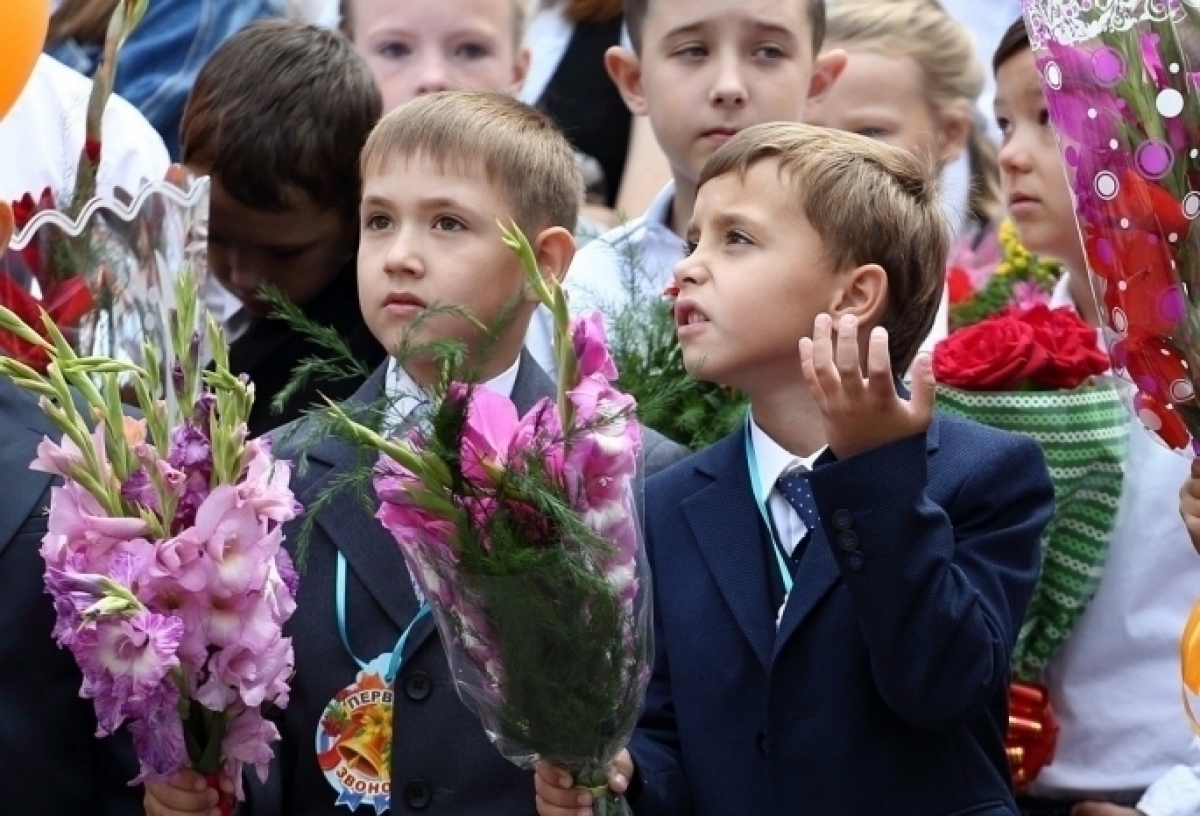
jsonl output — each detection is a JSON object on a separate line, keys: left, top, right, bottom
{"left": 336, "top": 551, "right": 430, "bottom": 682}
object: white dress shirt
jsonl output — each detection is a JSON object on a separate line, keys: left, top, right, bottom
{"left": 748, "top": 417, "right": 826, "bottom": 557}
{"left": 0, "top": 55, "right": 170, "bottom": 204}
{"left": 1028, "top": 276, "right": 1200, "bottom": 816}
{"left": 525, "top": 181, "right": 684, "bottom": 378}
{"left": 382, "top": 354, "right": 522, "bottom": 435}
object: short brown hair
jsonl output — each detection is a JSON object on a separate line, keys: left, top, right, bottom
{"left": 360, "top": 91, "right": 582, "bottom": 234}
{"left": 340, "top": 0, "right": 528, "bottom": 48}
{"left": 700, "top": 122, "right": 948, "bottom": 372}
{"left": 625, "top": 0, "right": 825, "bottom": 55}
{"left": 180, "top": 20, "right": 381, "bottom": 217}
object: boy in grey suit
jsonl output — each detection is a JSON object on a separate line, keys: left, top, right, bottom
{"left": 145, "top": 92, "right": 684, "bottom": 816}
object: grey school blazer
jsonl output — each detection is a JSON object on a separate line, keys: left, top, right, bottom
{"left": 253, "top": 353, "right": 685, "bottom": 816}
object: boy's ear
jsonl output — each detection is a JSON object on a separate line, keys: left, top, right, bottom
{"left": 806, "top": 49, "right": 847, "bottom": 108}
{"left": 605, "top": 45, "right": 648, "bottom": 116}
{"left": 509, "top": 46, "right": 532, "bottom": 96}
{"left": 526, "top": 226, "right": 577, "bottom": 302}
{"left": 829, "top": 262, "right": 888, "bottom": 324}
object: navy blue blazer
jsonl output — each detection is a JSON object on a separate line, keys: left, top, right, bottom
{"left": 0, "top": 376, "right": 142, "bottom": 815}
{"left": 629, "top": 414, "right": 1054, "bottom": 816}
{"left": 256, "top": 354, "right": 685, "bottom": 816}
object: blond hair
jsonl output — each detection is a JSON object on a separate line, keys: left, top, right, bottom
{"left": 361, "top": 91, "right": 582, "bottom": 234}
{"left": 824, "top": 0, "right": 1003, "bottom": 228}
{"left": 341, "top": 0, "right": 527, "bottom": 47}
{"left": 701, "top": 122, "right": 948, "bottom": 372}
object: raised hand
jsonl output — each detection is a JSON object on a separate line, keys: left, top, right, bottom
{"left": 799, "top": 313, "right": 935, "bottom": 460}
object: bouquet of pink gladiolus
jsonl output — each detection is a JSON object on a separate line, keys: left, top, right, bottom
{"left": 0, "top": 271, "right": 300, "bottom": 813}
{"left": 325, "top": 226, "right": 650, "bottom": 816}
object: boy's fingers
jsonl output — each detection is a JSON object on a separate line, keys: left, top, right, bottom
{"left": 834, "top": 315, "right": 863, "bottom": 388}
{"left": 906, "top": 353, "right": 936, "bottom": 423}
{"left": 534, "top": 762, "right": 573, "bottom": 788}
{"left": 865, "top": 327, "right": 894, "bottom": 403}
{"left": 535, "top": 795, "right": 593, "bottom": 816}
{"left": 809, "top": 313, "right": 841, "bottom": 395}
{"left": 799, "top": 339, "right": 829, "bottom": 412}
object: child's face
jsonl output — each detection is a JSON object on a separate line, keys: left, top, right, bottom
{"left": 200, "top": 174, "right": 355, "bottom": 315}
{"left": 995, "top": 48, "right": 1080, "bottom": 263}
{"left": 349, "top": 0, "right": 528, "bottom": 113}
{"left": 805, "top": 50, "right": 961, "bottom": 166}
{"left": 356, "top": 155, "right": 531, "bottom": 361}
{"left": 672, "top": 161, "right": 842, "bottom": 391}
{"left": 624, "top": 0, "right": 830, "bottom": 189}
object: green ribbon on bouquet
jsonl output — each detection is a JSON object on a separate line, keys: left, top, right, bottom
{"left": 935, "top": 383, "right": 1129, "bottom": 681}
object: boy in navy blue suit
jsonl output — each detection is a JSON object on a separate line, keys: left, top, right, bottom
{"left": 536, "top": 123, "right": 1055, "bottom": 816}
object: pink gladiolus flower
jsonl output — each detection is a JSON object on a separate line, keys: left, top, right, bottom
{"left": 222, "top": 707, "right": 281, "bottom": 797}
{"left": 192, "top": 486, "right": 274, "bottom": 599}
{"left": 572, "top": 311, "right": 619, "bottom": 380}
{"left": 459, "top": 386, "right": 520, "bottom": 481}
{"left": 238, "top": 439, "right": 300, "bottom": 524}
{"left": 31, "top": 435, "right": 84, "bottom": 478}
{"left": 129, "top": 700, "right": 187, "bottom": 783}
{"left": 204, "top": 636, "right": 294, "bottom": 709}
{"left": 565, "top": 436, "right": 634, "bottom": 511}
{"left": 512, "top": 398, "right": 566, "bottom": 484}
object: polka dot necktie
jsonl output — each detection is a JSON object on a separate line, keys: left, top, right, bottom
{"left": 775, "top": 469, "right": 818, "bottom": 568}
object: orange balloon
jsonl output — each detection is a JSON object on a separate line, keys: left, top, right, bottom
{"left": 0, "top": 0, "right": 51, "bottom": 121}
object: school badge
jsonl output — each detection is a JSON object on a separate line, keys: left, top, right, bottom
{"left": 317, "top": 654, "right": 395, "bottom": 812}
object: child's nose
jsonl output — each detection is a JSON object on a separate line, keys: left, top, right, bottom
{"left": 414, "top": 56, "right": 451, "bottom": 95}
{"left": 710, "top": 57, "right": 747, "bottom": 108}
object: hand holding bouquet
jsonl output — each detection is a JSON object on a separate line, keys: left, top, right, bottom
{"left": 0, "top": 270, "right": 300, "bottom": 812}
{"left": 325, "top": 225, "right": 651, "bottom": 815}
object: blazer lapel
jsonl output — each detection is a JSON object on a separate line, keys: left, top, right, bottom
{"left": 772, "top": 416, "right": 944, "bottom": 660}
{"left": 299, "top": 365, "right": 423, "bottom": 633}
{"left": 682, "top": 430, "right": 776, "bottom": 670}
{"left": 509, "top": 350, "right": 556, "bottom": 414}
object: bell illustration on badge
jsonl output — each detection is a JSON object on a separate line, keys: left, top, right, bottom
{"left": 316, "top": 654, "right": 396, "bottom": 812}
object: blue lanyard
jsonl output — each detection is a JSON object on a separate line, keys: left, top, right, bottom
{"left": 743, "top": 412, "right": 795, "bottom": 595}
{"left": 336, "top": 552, "right": 430, "bottom": 683}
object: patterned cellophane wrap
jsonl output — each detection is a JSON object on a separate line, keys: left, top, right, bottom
{"left": 2, "top": 170, "right": 209, "bottom": 394}
{"left": 935, "top": 384, "right": 1129, "bottom": 680}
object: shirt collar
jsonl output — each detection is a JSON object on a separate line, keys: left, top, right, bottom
{"left": 383, "top": 354, "right": 522, "bottom": 433}
{"left": 1050, "top": 273, "right": 1074, "bottom": 309}
{"left": 749, "top": 414, "right": 826, "bottom": 489}
{"left": 643, "top": 180, "right": 676, "bottom": 230}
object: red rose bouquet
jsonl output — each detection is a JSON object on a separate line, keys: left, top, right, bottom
{"left": 934, "top": 302, "right": 1127, "bottom": 792}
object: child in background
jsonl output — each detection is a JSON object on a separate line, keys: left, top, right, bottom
{"left": 339, "top": 0, "right": 529, "bottom": 113}
{"left": 536, "top": 123, "right": 1053, "bottom": 816}
{"left": 145, "top": 91, "right": 685, "bottom": 816}
{"left": 804, "top": 0, "right": 1004, "bottom": 354}
{"left": 524, "top": 0, "right": 846, "bottom": 376}
{"left": 179, "top": 20, "right": 386, "bottom": 437}
{"left": 993, "top": 18, "right": 1200, "bottom": 816}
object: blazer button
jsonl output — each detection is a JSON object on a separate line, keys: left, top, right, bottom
{"left": 404, "top": 780, "right": 433, "bottom": 810}
{"left": 404, "top": 671, "right": 432, "bottom": 701}
{"left": 846, "top": 551, "right": 865, "bottom": 571}
{"left": 755, "top": 731, "right": 768, "bottom": 756}
{"left": 832, "top": 509, "right": 853, "bottom": 531}
{"left": 837, "top": 530, "right": 859, "bottom": 552}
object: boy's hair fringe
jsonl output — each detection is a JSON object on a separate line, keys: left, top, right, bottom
{"left": 180, "top": 19, "right": 381, "bottom": 217}
{"left": 360, "top": 91, "right": 583, "bottom": 235}
{"left": 700, "top": 122, "right": 948, "bottom": 373}
{"left": 624, "top": 0, "right": 825, "bottom": 55}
